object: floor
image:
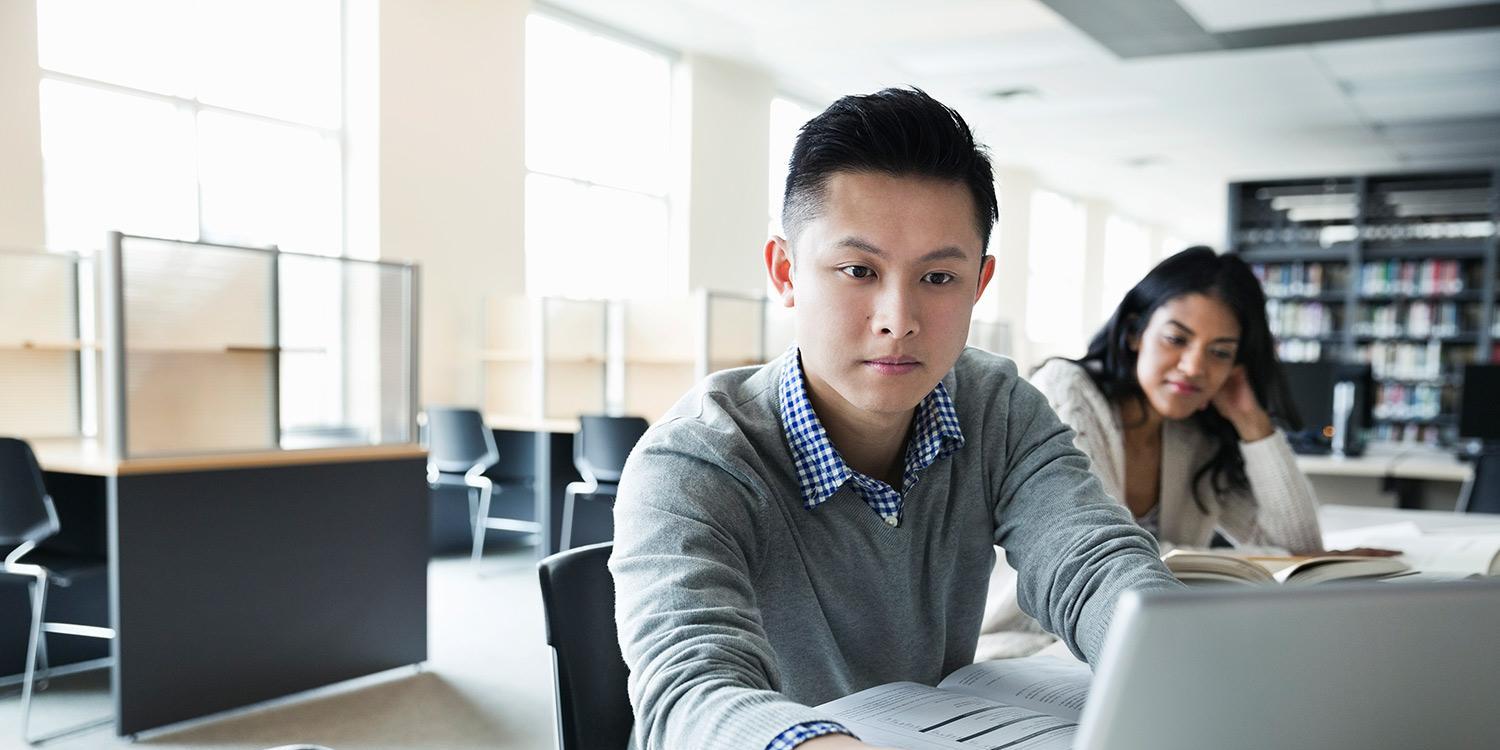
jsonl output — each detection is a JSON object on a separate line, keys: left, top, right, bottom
{"left": 0, "top": 541, "right": 558, "bottom": 750}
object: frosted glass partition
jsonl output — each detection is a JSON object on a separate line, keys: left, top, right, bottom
{"left": 622, "top": 297, "right": 695, "bottom": 420}
{"left": 116, "top": 235, "right": 277, "bottom": 455}
{"left": 108, "top": 233, "right": 417, "bottom": 457}
{"left": 0, "top": 248, "right": 88, "bottom": 438}
{"left": 279, "top": 253, "right": 417, "bottom": 449}
{"left": 542, "top": 298, "right": 607, "bottom": 420}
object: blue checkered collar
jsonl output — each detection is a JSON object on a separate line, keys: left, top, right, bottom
{"left": 778, "top": 346, "right": 965, "bottom": 510}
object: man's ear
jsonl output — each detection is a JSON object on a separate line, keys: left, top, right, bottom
{"left": 765, "top": 236, "right": 795, "bottom": 308}
{"left": 974, "top": 254, "right": 996, "bottom": 303}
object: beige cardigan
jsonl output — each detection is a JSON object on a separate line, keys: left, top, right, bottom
{"left": 978, "top": 359, "right": 1324, "bottom": 659}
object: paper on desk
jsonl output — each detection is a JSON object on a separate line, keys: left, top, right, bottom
{"left": 1322, "top": 522, "right": 1423, "bottom": 550}
{"left": 817, "top": 683, "right": 1076, "bottom": 750}
{"left": 1324, "top": 522, "right": 1500, "bottom": 576}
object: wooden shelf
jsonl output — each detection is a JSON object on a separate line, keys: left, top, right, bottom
{"left": 625, "top": 358, "right": 695, "bottom": 366}
{"left": 480, "top": 350, "right": 531, "bottom": 363}
{"left": 125, "top": 345, "right": 327, "bottom": 355}
{"left": 0, "top": 340, "right": 102, "bottom": 352}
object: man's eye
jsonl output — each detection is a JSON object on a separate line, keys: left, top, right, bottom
{"left": 924, "top": 272, "right": 956, "bottom": 285}
{"left": 841, "top": 266, "right": 874, "bottom": 279}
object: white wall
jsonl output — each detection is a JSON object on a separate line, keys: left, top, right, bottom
{"left": 0, "top": 0, "right": 45, "bottom": 248}
{"left": 378, "top": 0, "right": 529, "bottom": 406}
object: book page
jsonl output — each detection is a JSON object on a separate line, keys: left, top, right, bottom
{"left": 936, "top": 655, "right": 1092, "bottom": 723}
{"left": 817, "top": 682, "right": 1076, "bottom": 750}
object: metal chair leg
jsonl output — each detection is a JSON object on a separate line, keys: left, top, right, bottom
{"left": 560, "top": 488, "right": 576, "bottom": 553}
{"left": 28, "top": 580, "right": 51, "bottom": 691}
{"left": 20, "top": 574, "right": 47, "bottom": 744}
{"left": 471, "top": 480, "right": 492, "bottom": 565}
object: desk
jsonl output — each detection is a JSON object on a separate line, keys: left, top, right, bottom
{"left": 1297, "top": 444, "right": 1472, "bottom": 509}
{"left": 1319, "top": 503, "right": 1500, "bottom": 535}
{"left": 5, "top": 439, "right": 429, "bottom": 737}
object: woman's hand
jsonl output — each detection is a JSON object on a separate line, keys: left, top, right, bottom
{"left": 1211, "top": 365, "right": 1274, "bottom": 442}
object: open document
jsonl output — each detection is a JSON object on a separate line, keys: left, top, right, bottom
{"left": 816, "top": 656, "right": 1090, "bottom": 750}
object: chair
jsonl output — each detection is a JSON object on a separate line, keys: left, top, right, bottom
{"left": 424, "top": 407, "right": 542, "bottom": 564}
{"left": 561, "top": 416, "right": 649, "bottom": 552}
{"left": 537, "top": 542, "right": 631, "bottom": 750}
{"left": 1457, "top": 450, "right": 1500, "bottom": 514}
{"left": 1, "top": 437, "right": 115, "bottom": 744}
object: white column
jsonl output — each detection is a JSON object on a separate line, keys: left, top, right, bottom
{"left": 681, "top": 54, "right": 774, "bottom": 296}
{"left": 378, "top": 0, "right": 529, "bottom": 406}
{"left": 1080, "top": 197, "right": 1112, "bottom": 341}
{"left": 985, "top": 166, "right": 1037, "bottom": 371}
{"left": 0, "top": 0, "right": 45, "bottom": 248}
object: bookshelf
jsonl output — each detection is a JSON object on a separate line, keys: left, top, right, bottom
{"left": 1230, "top": 170, "right": 1499, "bottom": 446}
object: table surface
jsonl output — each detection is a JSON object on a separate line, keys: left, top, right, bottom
{"left": 1295, "top": 443, "right": 1472, "bottom": 482}
{"left": 29, "top": 436, "right": 426, "bottom": 476}
{"left": 1318, "top": 503, "right": 1500, "bottom": 535}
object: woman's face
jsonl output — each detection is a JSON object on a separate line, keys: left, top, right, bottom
{"left": 1131, "top": 293, "right": 1242, "bottom": 421}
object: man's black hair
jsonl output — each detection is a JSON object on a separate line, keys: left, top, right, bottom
{"left": 781, "top": 87, "right": 998, "bottom": 250}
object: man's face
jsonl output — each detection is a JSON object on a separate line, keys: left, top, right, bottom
{"left": 766, "top": 171, "right": 994, "bottom": 421}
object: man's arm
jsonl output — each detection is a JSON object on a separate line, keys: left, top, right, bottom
{"left": 990, "top": 377, "right": 1184, "bottom": 665}
{"left": 610, "top": 437, "right": 847, "bottom": 749}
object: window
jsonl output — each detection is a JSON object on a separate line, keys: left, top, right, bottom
{"left": 525, "top": 13, "right": 674, "bottom": 300}
{"left": 768, "top": 96, "right": 815, "bottom": 236}
{"left": 1025, "top": 190, "right": 1086, "bottom": 346}
{"left": 37, "top": 0, "right": 346, "bottom": 437}
{"left": 1101, "top": 215, "right": 1152, "bottom": 317}
{"left": 37, "top": 0, "right": 343, "bottom": 254}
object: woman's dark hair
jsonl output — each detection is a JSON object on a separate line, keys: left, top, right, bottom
{"left": 1073, "top": 246, "right": 1300, "bottom": 513}
{"left": 782, "top": 87, "right": 997, "bottom": 248}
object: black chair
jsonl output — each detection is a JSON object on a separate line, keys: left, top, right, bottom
{"left": 537, "top": 542, "right": 631, "bottom": 750}
{"left": 560, "top": 416, "right": 649, "bottom": 552}
{"left": 424, "top": 407, "right": 542, "bottom": 565}
{"left": 1, "top": 437, "right": 114, "bottom": 744}
{"left": 1457, "top": 450, "right": 1500, "bottom": 514}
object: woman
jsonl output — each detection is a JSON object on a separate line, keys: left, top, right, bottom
{"left": 979, "top": 246, "right": 1322, "bottom": 658}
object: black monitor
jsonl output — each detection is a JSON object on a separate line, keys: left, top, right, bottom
{"left": 1280, "top": 361, "right": 1372, "bottom": 455}
{"left": 1459, "top": 364, "right": 1500, "bottom": 443}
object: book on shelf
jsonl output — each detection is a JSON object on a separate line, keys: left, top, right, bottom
{"left": 1161, "top": 549, "right": 1409, "bottom": 585}
{"left": 816, "top": 655, "right": 1089, "bottom": 750}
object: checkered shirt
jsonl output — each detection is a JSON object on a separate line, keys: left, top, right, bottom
{"left": 778, "top": 346, "right": 966, "bottom": 526}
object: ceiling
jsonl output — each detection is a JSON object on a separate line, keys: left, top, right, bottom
{"left": 544, "top": 0, "right": 1500, "bottom": 242}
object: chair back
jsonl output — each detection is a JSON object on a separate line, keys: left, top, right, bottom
{"left": 1458, "top": 451, "right": 1500, "bottom": 514}
{"left": 575, "top": 416, "right": 649, "bottom": 484}
{"left": 424, "top": 407, "right": 499, "bottom": 475}
{"left": 490, "top": 429, "right": 538, "bottom": 485}
{"left": 537, "top": 542, "right": 632, "bottom": 750}
{"left": 0, "top": 437, "right": 60, "bottom": 547}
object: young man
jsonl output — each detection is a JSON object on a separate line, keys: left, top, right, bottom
{"left": 609, "top": 87, "right": 1182, "bottom": 750}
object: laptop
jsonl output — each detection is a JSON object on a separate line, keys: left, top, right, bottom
{"left": 1075, "top": 579, "right": 1500, "bottom": 749}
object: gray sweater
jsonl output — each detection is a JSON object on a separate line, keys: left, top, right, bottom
{"left": 609, "top": 348, "right": 1182, "bottom": 750}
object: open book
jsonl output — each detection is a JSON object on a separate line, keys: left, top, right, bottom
{"left": 1161, "top": 549, "right": 1409, "bottom": 585}
{"left": 816, "top": 655, "right": 1090, "bottom": 750}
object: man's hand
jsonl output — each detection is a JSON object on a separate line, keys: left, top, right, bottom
{"left": 799, "top": 735, "right": 898, "bottom": 749}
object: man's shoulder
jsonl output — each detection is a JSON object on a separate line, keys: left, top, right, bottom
{"left": 627, "top": 358, "right": 788, "bottom": 486}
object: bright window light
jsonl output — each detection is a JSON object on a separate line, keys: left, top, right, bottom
{"left": 525, "top": 13, "right": 674, "bottom": 299}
